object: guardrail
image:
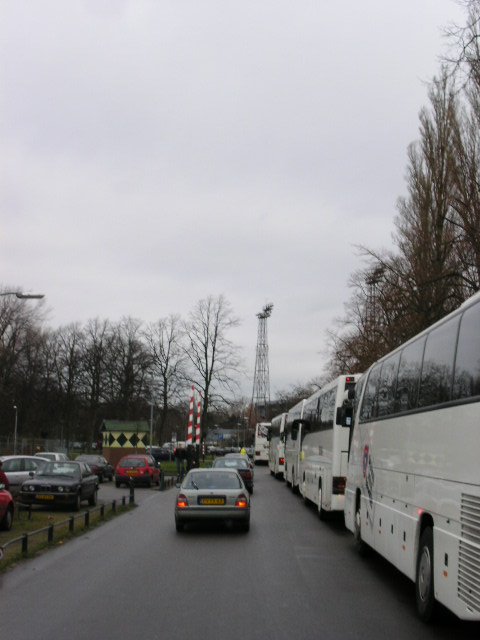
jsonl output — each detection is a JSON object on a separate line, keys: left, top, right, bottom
{"left": 0, "top": 498, "right": 127, "bottom": 561}
{"left": 1, "top": 476, "right": 178, "bottom": 563}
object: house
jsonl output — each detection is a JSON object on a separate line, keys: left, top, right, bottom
{"left": 101, "top": 420, "right": 150, "bottom": 467}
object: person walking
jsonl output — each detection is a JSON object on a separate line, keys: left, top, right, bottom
{"left": 175, "top": 444, "right": 185, "bottom": 482}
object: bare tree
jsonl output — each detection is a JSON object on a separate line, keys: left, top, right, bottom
{"left": 49, "top": 324, "right": 85, "bottom": 446}
{"left": 143, "top": 314, "right": 186, "bottom": 444}
{"left": 80, "top": 318, "right": 111, "bottom": 444}
{"left": 103, "top": 317, "right": 150, "bottom": 420}
{"left": 183, "top": 295, "right": 242, "bottom": 435}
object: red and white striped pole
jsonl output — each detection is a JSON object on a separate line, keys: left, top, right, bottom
{"left": 187, "top": 386, "right": 194, "bottom": 444}
{"left": 196, "top": 391, "right": 202, "bottom": 445}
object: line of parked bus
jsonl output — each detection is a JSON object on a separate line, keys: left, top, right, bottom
{"left": 263, "top": 291, "right": 480, "bottom": 623}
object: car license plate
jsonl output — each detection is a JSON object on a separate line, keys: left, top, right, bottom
{"left": 36, "top": 494, "right": 54, "bottom": 500}
{"left": 199, "top": 497, "right": 225, "bottom": 505}
{"left": 126, "top": 470, "right": 137, "bottom": 475}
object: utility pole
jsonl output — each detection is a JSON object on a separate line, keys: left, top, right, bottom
{"left": 250, "top": 303, "right": 273, "bottom": 424}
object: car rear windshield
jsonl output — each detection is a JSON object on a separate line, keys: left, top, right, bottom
{"left": 214, "top": 459, "right": 248, "bottom": 469}
{"left": 185, "top": 472, "right": 242, "bottom": 490}
{"left": 119, "top": 458, "right": 146, "bottom": 468}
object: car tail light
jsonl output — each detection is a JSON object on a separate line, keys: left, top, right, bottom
{"left": 176, "top": 494, "right": 189, "bottom": 508}
{"left": 332, "top": 476, "right": 346, "bottom": 494}
{"left": 279, "top": 457, "right": 285, "bottom": 465}
{"left": 235, "top": 494, "right": 248, "bottom": 508}
{"left": 244, "top": 470, "right": 252, "bottom": 479}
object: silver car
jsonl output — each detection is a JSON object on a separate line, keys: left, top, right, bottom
{"left": 175, "top": 468, "right": 250, "bottom": 533}
{"left": 0, "top": 455, "right": 49, "bottom": 496}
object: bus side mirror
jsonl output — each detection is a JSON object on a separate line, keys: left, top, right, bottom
{"left": 336, "top": 406, "right": 353, "bottom": 427}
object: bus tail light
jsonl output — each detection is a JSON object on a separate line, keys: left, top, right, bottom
{"left": 332, "top": 476, "right": 346, "bottom": 495}
{"left": 279, "top": 457, "right": 285, "bottom": 465}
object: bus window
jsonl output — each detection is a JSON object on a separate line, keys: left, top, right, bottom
{"left": 394, "top": 336, "right": 426, "bottom": 413}
{"left": 418, "top": 315, "right": 460, "bottom": 408}
{"left": 360, "top": 363, "right": 382, "bottom": 421}
{"left": 377, "top": 351, "right": 401, "bottom": 417}
{"left": 453, "top": 302, "right": 480, "bottom": 400}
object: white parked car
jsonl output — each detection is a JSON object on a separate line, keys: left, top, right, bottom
{"left": 34, "top": 452, "right": 69, "bottom": 462}
{"left": 0, "top": 455, "right": 49, "bottom": 496}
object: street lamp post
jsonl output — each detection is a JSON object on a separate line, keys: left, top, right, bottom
{"left": 13, "top": 405, "right": 18, "bottom": 455}
{"left": 0, "top": 291, "right": 44, "bottom": 299}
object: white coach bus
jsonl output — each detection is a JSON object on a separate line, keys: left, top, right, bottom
{"left": 284, "top": 398, "right": 306, "bottom": 491}
{"left": 253, "top": 422, "right": 271, "bottom": 464}
{"left": 268, "top": 412, "right": 287, "bottom": 479}
{"left": 298, "top": 375, "right": 358, "bottom": 517}
{"left": 344, "top": 292, "right": 480, "bottom": 621}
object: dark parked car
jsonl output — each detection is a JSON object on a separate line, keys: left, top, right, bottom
{"left": 115, "top": 454, "right": 161, "bottom": 487}
{"left": 146, "top": 446, "right": 171, "bottom": 462}
{"left": 0, "top": 485, "right": 14, "bottom": 531}
{"left": 75, "top": 454, "right": 114, "bottom": 482}
{"left": 19, "top": 460, "right": 99, "bottom": 511}
{"left": 212, "top": 456, "right": 254, "bottom": 493}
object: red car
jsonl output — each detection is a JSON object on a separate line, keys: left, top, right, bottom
{"left": 0, "top": 486, "right": 14, "bottom": 531}
{"left": 115, "top": 454, "right": 160, "bottom": 488}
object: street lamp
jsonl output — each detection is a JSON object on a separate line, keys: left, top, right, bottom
{"left": 13, "top": 405, "right": 18, "bottom": 455}
{"left": 0, "top": 291, "right": 45, "bottom": 299}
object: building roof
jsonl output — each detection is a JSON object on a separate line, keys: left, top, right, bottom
{"left": 101, "top": 420, "right": 149, "bottom": 433}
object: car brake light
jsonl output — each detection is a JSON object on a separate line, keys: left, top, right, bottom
{"left": 176, "top": 494, "right": 189, "bottom": 508}
{"left": 279, "top": 457, "right": 285, "bottom": 465}
{"left": 235, "top": 494, "right": 248, "bottom": 508}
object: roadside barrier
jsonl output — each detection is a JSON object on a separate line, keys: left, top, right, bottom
{"left": 1, "top": 479, "right": 178, "bottom": 563}
{"left": 0, "top": 498, "right": 127, "bottom": 560}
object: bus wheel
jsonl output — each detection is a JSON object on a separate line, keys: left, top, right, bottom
{"left": 416, "top": 527, "right": 436, "bottom": 622}
{"left": 317, "top": 487, "right": 325, "bottom": 520}
{"left": 354, "top": 504, "right": 368, "bottom": 556}
{"left": 291, "top": 469, "right": 299, "bottom": 494}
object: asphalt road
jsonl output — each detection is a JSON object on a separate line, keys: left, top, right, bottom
{"left": 0, "top": 468, "right": 479, "bottom": 640}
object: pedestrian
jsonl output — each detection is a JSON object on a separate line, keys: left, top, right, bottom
{"left": 175, "top": 444, "right": 185, "bottom": 481}
{"left": 0, "top": 459, "right": 10, "bottom": 491}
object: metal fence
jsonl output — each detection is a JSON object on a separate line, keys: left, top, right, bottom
{"left": 0, "top": 497, "right": 129, "bottom": 562}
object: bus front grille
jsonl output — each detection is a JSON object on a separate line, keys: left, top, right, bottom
{"left": 458, "top": 494, "right": 480, "bottom": 612}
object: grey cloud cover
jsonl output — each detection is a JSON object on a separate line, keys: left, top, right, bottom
{"left": 0, "top": 0, "right": 465, "bottom": 396}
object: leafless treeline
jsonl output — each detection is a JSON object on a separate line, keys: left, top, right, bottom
{"left": 0, "top": 294, "right": 242, "bottom": 447}
{"left": 328, "top": 0, "right": 480, "bottom": 376}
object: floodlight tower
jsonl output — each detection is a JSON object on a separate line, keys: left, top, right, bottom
{"left": 251, "top": 303, "right": 273, "bottom": 423}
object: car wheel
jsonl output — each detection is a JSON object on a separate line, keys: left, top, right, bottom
{"left": 0, "top": 506, "right": 13, "bottom": 531}
{"left": 416, "top": 527, "right": 436, "bottom": 622}
{"left": 175, "top": 520, "right": 184, "bottom": 532}
{"left": 74, "top": 493, "right": 81, "bottom": 511}
{"left": 239, "top": 520, "right": 250, "bottom": 532}
{"left": 115, "top": 480, "right": 121, "bottom": 488}
{"left": 88, "top": 490, "right": 97, "bottom": 507}
{"left": 99, "top": 473, "right": 104, "bottom": 483}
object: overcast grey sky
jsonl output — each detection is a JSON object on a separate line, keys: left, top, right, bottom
{"left": 0, "top": 0, "right": 466, "bottom": 398}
